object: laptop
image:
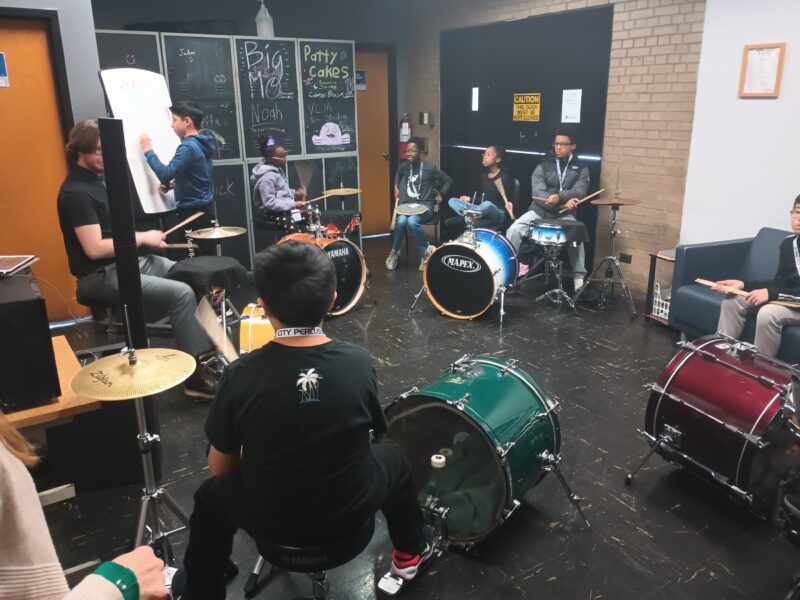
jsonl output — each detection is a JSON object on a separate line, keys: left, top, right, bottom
{"left": 0, "top": 255, "right": 39, "bottom": 277}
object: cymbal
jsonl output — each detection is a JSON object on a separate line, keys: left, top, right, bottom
{"left": 591, "top": 197, "right": 641, "bottom": 206}
{"left": 70, "top": 348, "right": 196, "bottom": 401}
{"left": 187, "top": 226, "right": 248, "bottom": 240}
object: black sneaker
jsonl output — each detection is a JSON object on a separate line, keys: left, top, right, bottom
{"left": 184, "top": 369, "right": 216, "bottom": 401}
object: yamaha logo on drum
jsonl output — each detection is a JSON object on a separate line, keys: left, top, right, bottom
{"left": 441, "top": 254, "right": 481, "bottom": 273}
{"left": 326, "top": 247, "right": 350, "bottom": 259}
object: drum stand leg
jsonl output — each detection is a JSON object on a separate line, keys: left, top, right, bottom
{"left": 542, "top": 452, "right": 590, "bottom": 529}
{"left": 132, "top": 397, "right": 189, "bottom": 561}
{"left": 624, "top": 432, "right": 670, "bottom": 485}
{"left": 534, "top": 248, "right": 576, "bottom": 313}
{"left": 499, "top": 287, "right": 506, "bottom": 326}
{"left": 409, "top": 284, "right": 427, "bottom": 314}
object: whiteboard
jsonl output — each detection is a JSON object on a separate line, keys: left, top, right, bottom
{"left": 100, "top": 68, "right": 179, "bottom": 214}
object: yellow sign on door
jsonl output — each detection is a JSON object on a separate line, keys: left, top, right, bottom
{"left": 513, "top": 93, "right": 541, "bottom": 122}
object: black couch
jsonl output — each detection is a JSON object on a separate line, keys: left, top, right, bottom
{"left": 668, "top": 227, "right": 800, "bottom": 365}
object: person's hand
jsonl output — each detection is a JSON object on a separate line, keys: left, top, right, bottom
{"left": 711, "top": 279, "right": 745, "bottom": 293}
{"left": 435, "top": 192, "right": 443, "bottom": 204}
{"left": 546, "top": 193, "right": 560, "bottom": 206}
{"left": 746, "top": 288, "right": 770, "bottom": 306}
{"left": 112, "top": 546, "right": 167, "bottom": 600}
{"left": 295, "top": 187, "right": 307, "bottom": 199}
{"left": 138, "top": 230, "right": 166, "bottom": 248}
{"left": 295, "top": 200, "right": 307, "bottom": 209}
{"left": 159, "top": 179, "right": 175, "bottom": 194}
{"left": 138, "top": 134, "right": 153, "bottom": 153}
{"left": 505, "top": 202, "right": 515, "bottom": 218}
{"left": 564, "top": 198, "right": 579, "bottom": 211}
{"left": 459, "top": 195, "right": 471, "bottom": 202}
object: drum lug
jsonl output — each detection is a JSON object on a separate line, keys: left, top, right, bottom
{"left": 450, "top": 355, "right": 474, "bottom": 374}
{"left": 496, "top": 442, "right": 515, "bottom": 460}
{"left": 398, "top": 386, "right": 418, "bottom": 399}
{"left": 446, "top": 393, "right": 471, "bottom": 411}
{"left": 501, "top": 499, "right": 521, "bottom": 522}
{"left": 498, "top": 359, "right": 519, "bottom": 376}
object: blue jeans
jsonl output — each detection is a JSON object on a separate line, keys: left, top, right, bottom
{"left": 392, "top": 208, "right": 435, "bottom": 254}
{"left": 448, "top": 198, "right": 505, "bottom": 228}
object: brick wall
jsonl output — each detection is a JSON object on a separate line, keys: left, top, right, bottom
{"left": 404, "top": 0, "right": 706, "bottom": 297}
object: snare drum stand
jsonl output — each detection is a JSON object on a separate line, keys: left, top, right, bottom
{"left": 531, "top": 244, "right": 576, "bottom": 313}
{"left": 574, "top": 203, "right": 637, "bottom": 316}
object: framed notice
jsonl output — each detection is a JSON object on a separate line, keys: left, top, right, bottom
{"left": 739, "top": 43, "right": 786, "bottom": 98}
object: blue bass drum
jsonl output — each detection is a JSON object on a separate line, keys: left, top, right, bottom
{"left": 423, "top": 229, "right": 518, "bottom": 319}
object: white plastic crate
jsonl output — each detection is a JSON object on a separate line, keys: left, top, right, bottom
{"left": 652, "top": 282, "right": 671, "bottom": 319}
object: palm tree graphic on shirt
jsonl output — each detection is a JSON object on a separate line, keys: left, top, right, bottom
{"left": 296, "top": 368, "right": 322, "bottom": 404}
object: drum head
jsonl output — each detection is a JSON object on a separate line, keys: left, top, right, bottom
{"left": 323, "top": 239, "right": 366, "bottom": 316}
{"left": 385, "top": 396, "right": 508, "bottom": 542}
{"left": 424, "top": 245, "right": 494, "bottom": 318}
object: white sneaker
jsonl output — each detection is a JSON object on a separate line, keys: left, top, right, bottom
{"left": 574, "top": 276, "right": 585, "bottom": 291}
{"left": 419, "top": 245, "right": 435, "bottom": 271}
{"left": 386, "top": 250, "right": 399, "bottom": 271}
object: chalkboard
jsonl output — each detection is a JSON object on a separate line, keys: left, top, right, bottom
{"left": 210, "top": 164, "right": 251, "bottom": 269}
{"left": 288, "top": 158, "right": 324, "bottom": 202}
{"left": 162, "top": 34, "right": 240, "bottom": 160}
{"left": 235, "top": 38, "right": 302, "bottom": 158}
{"left": 324, "top": 156, "right": 359, "bottom": 212}
{"left": 96, "top": 31, "right": 161, "bottom": 73}
{"left": 299, "top": 40, "right": 357, "bottom": 154}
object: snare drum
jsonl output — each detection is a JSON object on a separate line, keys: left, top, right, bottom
{"left": 239, "top": 303, "right": 275, "bottom": 354}
{"left": 644, "top": 335, "right": 800, "bottom": 513}
{"left": 424, "top": 229, "right": 518, "bottom": 319}
{"left": 531, "top": 223, "right": 566, "bottom": 246}
{"left": 278, "top": 233, "right": 367, "bottom": 316}
{"left": 385, "top": 355, "right": 560, "bottom": 543}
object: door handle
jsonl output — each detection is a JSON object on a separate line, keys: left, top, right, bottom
{"left": 381, "top": 152, "right": 389, "bottom": 160}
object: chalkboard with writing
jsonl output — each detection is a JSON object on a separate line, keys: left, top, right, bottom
{"left": 324, "top": 156, "right": 359, "bottom": 212}
{"left": 96, "top": 31, "right": 161, "bottom": 73}
{"left": 299, "top": 40, "right": 357, "bottom": 154}
{"left": 162, "top": 34, "right": 240, "bottom": 160}
{"left": 235, "top": 38, "right": 302, "bottom": 158}
{"left": 210, "top": 164, "right": 251, "bottom": 268}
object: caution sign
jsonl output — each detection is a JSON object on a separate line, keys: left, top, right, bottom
{"left": 513, "top": 93, "right": 541, "bottom": 122}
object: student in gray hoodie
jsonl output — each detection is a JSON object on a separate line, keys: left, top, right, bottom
{"left": 251, "top": 141, "right": 307, "bottom": 233}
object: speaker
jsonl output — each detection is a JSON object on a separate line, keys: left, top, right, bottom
{"left": 0, "top": 274, "right": 60, "bottom": 413}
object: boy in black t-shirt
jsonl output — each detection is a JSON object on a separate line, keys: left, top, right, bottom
{"left": 179, "top": 241, "right": 430, "bottom": 599}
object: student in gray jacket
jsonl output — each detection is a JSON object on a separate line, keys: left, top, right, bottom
{"left": 506, "top": 129, "right": 590, "bottom": 285}
{"left": 251, "top": 141, "right": 307, "bottom": 233}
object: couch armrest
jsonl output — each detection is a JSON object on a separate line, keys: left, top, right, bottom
{"left": 672, "top": 237, "right": 752, "bottom": 290}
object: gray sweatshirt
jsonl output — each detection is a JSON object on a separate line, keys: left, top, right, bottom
{"left": 251, "top": 163, "right": 296, "bottom": 213}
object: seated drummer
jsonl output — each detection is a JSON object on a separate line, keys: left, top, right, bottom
{"left": 386, "top": 137, "right": 453, "bottom": 271}
{"left": 713, "top": 195, "right": 800, "bottom": 357}
{"left": 251, "top": 139, "right": 307, "bottom": 233}
{"left": 57, "top": 120, "right": 217, "bottom": 400}
{"left": 447, "top": 144, "right": 515, "bottom": 231}
{"left": 506, "top": 128, "right": 589, "bottom": 285}
{"left": 176, "top": 241, "right": 431, "bottom": 599}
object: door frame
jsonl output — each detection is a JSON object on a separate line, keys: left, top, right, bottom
{"left": 1, "top": 7, "right": 73, "bottom": 136}
{"left": 355, "top": 43, "right": 398, "bottom": 223}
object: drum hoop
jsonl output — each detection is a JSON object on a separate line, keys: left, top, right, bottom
{"left": 474, "top": 229, "right": 519, "bottom": 280}
{"left": 326, "top": 238, "right": 368, "bottom": 316}
{"left": 422, "top": 244, "right": 496, "bottom": 320}
{"left": 734, "top": 391, "right": 783, "bottom": 488}
{"left": 386, "top": 397, "right": 511, "bottom": 542}
{"left": 651, "top": 337, "right": 720, "bottom": 435}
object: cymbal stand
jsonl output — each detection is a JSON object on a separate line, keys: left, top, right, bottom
{"left": 574, "top": 203, "right": 637, "bottom": 316}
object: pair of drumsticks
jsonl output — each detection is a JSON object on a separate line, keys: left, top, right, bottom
{"left": 695, "top": 278, "right": 800, "bottom": 308}
{"left": 530, "top": 188, "right": 606, "bottom": 214}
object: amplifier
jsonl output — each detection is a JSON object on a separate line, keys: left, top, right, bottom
{"left": 0, "top": 274, "right": 61, "bottom": 412}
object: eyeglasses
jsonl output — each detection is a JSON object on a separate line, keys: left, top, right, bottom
{"left": 553, "top": 142, "right": 573, "bottom": 148}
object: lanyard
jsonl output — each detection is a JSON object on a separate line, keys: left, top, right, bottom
{"left": 275, "top": 327, "right": 325, "bottom": 338}
{"left": 407, "top": 161, "right": 424, "bottom": 199}
{"left": 793, "top": 236, "right": 800, "bottom": 279}
{"left": 555, "top": 155, "right": 572, "bottom": 192}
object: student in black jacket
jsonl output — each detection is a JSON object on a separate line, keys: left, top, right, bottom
{"left": 714, "top": 195, "right": 800, "bottom": 357}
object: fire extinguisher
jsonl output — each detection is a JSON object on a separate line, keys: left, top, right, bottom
{"left": 399, "top": 113, "right": 411, "bottom": 157}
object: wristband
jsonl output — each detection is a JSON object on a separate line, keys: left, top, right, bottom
{"left": 94, "top": 561, "right": 139, "bottom": 600}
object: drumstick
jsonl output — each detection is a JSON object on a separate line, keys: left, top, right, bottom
{"left": 494, "top": 179, "right": 514, "bottom": 219}
{"left": 163, "top": 211, "right": 205, "bottom": 236}
{"left": 532, "top": 195, "right": 550, "bottom": 202}
{"left": 294, "top": 161, "right": 315, "bottom": 194}
{"left": 163, "top": 243, "right": 199, "bottom": 249}
{"left": 307, "top": 187, "right": 362, "bottom": 203}
{"left": 695, "top": 278, "right": 800, "bottom": 308}
{"left": 558, "top": 188, "right": 606, "bottom": 214}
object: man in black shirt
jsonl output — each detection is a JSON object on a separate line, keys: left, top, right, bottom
{"left": 179, "top": 241, "right": 430, "bottom": 599}
{"left": 714, "top": 195, "right": 800, "bottom": 357}
{"left": 56, "top": 120, "right": 215, "bottom": 399}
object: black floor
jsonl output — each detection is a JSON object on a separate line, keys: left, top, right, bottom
{"left": 45, "top": 237, "right": 799, "bottom": 599}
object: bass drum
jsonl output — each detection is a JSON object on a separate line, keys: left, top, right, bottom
{"left": 423, "top": 229, "right": 518, "bottom": 319}
{"left": 278, "top": 233, "right": 367, "bottom": 316}
{"left": 384, "top": 355, "right": 560, "bottom": 543}
{"left": 645, "top": 335, "right": 800, "bottom": 513}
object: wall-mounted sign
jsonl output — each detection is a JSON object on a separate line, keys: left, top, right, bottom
{"left": 513, "top": 92, "right": 540, "bottom": 122}
{"left": 355, "top": 69, "right": 366, "bottom": 91}
{"left": 0, "top": 52, "right": 9, "bottom": 87}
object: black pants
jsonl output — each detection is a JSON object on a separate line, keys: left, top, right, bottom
{"left": 183, "top": 443, "right": 425, "bottom": 599}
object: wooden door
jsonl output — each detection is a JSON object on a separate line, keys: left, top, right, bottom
{"left": 0, "top": 18, "right": 80, "bottom": 320}
{"left": 355, "top": 50, "right": 391, "bottom": 235}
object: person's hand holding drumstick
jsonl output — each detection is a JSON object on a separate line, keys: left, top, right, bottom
{"left": 294, "top": 186, "right": 307, "bottom": 208}
{"left": 545, "top": 193, "right": 561, "bottom": 206}
{"left": 711, "top": 279, "right": 770, "bottom": 306}
{"left": 563, "top": 198, "right": 580, "bottom": 211}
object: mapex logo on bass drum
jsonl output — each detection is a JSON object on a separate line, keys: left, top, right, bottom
{"left": 441, "top": 254, "right": 481, "bottom": 273}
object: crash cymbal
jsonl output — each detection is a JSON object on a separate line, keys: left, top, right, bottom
{"left": 70, "top": 348, "right": 196, "bottom": 401}
{"left": 186, "top": 226, "right": 248, "bottom": 240}
{"left": 591, "top": 197, "right": 641, "bottom": 206}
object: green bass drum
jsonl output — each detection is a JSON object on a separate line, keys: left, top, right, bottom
{"left": 384, "top": 355, "right": 560, "bottom": 543}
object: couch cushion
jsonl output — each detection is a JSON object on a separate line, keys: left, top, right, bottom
{"left": 738, "top": 227, "right": 792, "bottom": 282}
{"left": 779, "top": 325, "right": 800, "bottom": 365}
{"left": 669, "top": 284, "right": 722, "bottom": 336}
